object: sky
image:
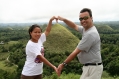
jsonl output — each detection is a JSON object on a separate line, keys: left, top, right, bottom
{"left": 0, "top": 0, "right": 119, "bottom": 23}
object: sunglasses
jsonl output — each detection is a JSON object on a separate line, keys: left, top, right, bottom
{"left": 79, "top": 16, "right": 89, "bottom": 21}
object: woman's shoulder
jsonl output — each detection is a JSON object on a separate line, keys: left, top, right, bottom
{"left": 26, "top": 40, "right": 36, "bottom": 47}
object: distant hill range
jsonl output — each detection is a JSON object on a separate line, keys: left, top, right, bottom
{"left": 0, "top": 21, "right": 119, "bottom": 53}
{"left": 0, "top": 21, "right": 119, "bottom": 30}
{"left": 44, "top": 24, "right": 79, "bottom": 53}
{"left": 94, "top": 21, "right": 119, "bottom": 30}
{"left": 96, "top": 25, "right": 113, "bottom": 31}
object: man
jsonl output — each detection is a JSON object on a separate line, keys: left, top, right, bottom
{"left": 57, "top": 8, "right": 103, "bottom": 79}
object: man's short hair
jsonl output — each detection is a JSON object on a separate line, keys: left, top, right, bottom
{"left": 80, "top": 8, "right": 92, "bottom": 17}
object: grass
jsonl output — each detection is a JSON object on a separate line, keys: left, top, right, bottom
{"left": 0, "top": 53, "right": 9, "bottom": 60}
{"left": 43, "top": 72, "right": 80, "bottom": 79}
{"left": 102, "top": 71, "right": 119, "bottom": 79}
{"left": 8, "top": 41, "right": 19, "bottom": 45}
{"left": 44, "top": 24, "right": 79, "bottom": 53}
{"left": 43, "top": 71, "right": 119, "bottom": 79}
{"left": 0, "top": 41, "right": 20, "bottom": 73}
{"left": 0, "top": 60, "right": 17, "bottom": 72}
{"left": 0, "top": 41, "right": 19, "bottom": 52}
{"left": 0, "top": 52, "right": 17, "bottom": 72}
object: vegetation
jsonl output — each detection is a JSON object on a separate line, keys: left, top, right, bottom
{"left": 44, "top": 23, "right": 79, "bottom": 53}
{"left": 0, "top": 21, "right": 119, "bottom": 79}
{"left": 43, "top": 71, "right": 119, "bottom": 79}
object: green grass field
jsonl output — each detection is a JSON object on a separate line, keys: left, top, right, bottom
{"left": 8, "top": 41, "right": 19, "bottom": 44}
{"left": 0, "top": 53, "right": 9, "bottom": 60}
{"left": 0, "top": 40, "right": 21, "bottom": 73}
{"left": 0, "top": 52, "right": 17, "bottom": 72}
{"left": 0, "top": 60, "right": 17, "bottom": 72}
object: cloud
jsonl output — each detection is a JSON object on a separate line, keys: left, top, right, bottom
{"left": 0, "top": 0, "right": 119, "bottom": 23}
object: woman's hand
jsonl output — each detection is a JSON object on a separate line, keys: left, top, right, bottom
{"left": 50, "top": 16, "right": 58, "bottom": 23}
{"left": 53, "top": 66, "right": 60, "bottom": 76}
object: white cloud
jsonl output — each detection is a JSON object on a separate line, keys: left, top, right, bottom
{"left": 0, "top": 0, "right": 119, "bottom": 23}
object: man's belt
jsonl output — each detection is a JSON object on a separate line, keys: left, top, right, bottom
{"left": 83, "top": 63, "right": 102, "bottom": 66}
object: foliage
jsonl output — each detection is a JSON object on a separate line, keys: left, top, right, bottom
{"left": 43, "top": 51, "right": 82, "bottom": 76}
{"left": 0, "top": 28, "right": 29, "bottom": 42}
{"left": 0, "top": 60, "right": 17, "bottom": 72}
{"left": 0, "top": 69, "right": 17, "bottom": 79}
{"left": 0, "top": 21, "right": 119, "bottom": 78}
{"left": 43, "top": 71, "right": 119, "bottom": 79}
{"left": 9, "top": 43, "right": 26, "bottom": 64}
{"left": 0, "top": 53, "right": 9, "bottom": 61}
{"left": 43, "top": 72, "right": 80, "bottom": 79}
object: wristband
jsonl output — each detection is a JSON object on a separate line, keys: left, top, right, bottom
{"left": 62, "top": 62, "right": 67, "bottom": 66}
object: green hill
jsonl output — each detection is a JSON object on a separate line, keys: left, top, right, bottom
{"left": 96, "top": 25, "right": 113, "bottom": 31}
{"left": 44, "top": 23, "right": 79, "bottom": 53}
{"left": 6, "top": 27, "right": 13, "bottom": 30}
{"left": 23, "top": 26, "right": 30, "bottom": 30}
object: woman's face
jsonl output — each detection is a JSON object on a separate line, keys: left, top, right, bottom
{"left": 30, "top": 27, "right": 42, "bottom": 42}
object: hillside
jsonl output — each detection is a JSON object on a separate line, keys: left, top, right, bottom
{"left": 96, "top": 24, "right": 113, "bottom": 31}
{"left": 44, "top": 23, "right": 79, "bottom": 53}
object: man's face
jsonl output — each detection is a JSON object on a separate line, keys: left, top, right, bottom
{"left": 79, "top": 12, "right": 93, "bottom": 30}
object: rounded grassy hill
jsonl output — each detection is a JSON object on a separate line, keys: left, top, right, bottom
{"left": 44, "top": 23, "right": 79, "bottom": 53}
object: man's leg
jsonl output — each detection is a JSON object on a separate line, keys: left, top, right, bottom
{"left": 80, "top": 65, "right": 103, "bottom": 79}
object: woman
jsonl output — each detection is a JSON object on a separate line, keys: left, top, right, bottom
{"left": 21, "top": 16, "right": 58, "bottom": 79}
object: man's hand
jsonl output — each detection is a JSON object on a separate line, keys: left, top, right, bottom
{"left": 57, "top": 16, "right": 65, "bottom": 21}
